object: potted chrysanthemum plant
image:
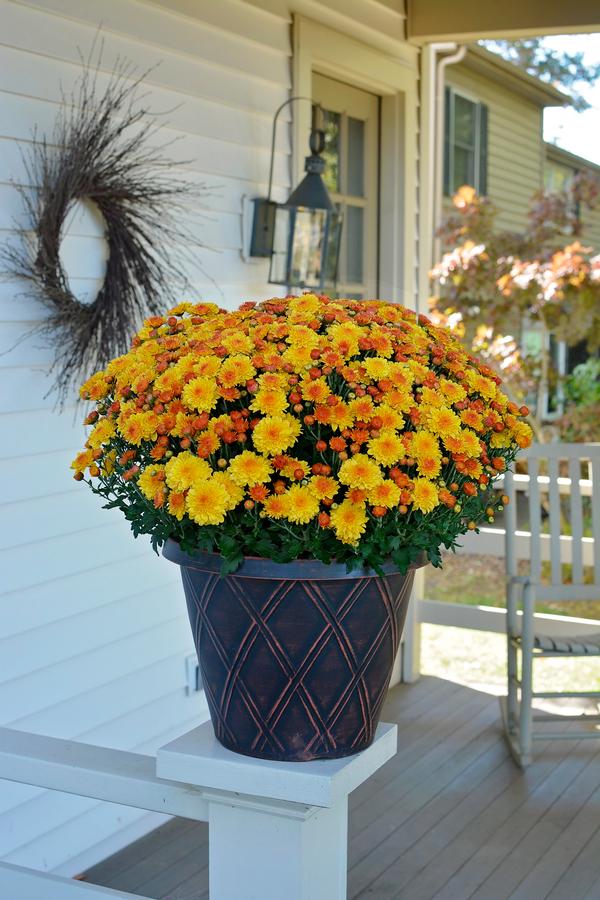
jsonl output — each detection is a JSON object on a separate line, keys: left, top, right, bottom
{"left": 72, "top": 294, "right": 531, "bottom": 761}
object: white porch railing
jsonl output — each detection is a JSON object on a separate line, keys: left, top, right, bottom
{"left": 0, "top": 721, "right": 396, "bottom": 900}
{"left": 419, "top": 465, "right": 600, "bottom": 638}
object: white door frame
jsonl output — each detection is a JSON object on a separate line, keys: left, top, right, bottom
{"left": 293, "top": 19, "right": 422, "bottom": 681}
{"left": 292, "top": 15, "right": 419, "bottom": 309}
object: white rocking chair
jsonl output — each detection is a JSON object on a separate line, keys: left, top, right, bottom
{"left": 502, "top": 442, "right": 600, "bottom": 767}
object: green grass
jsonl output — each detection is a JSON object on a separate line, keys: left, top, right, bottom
{"left": 425, "top": 552, "right": 600, "bottom": 620}
{"left": 421, "top": 624, "right": 600, "bottom": 693}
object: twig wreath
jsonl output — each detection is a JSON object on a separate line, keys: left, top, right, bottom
{"left": 3, "top": 54, "right": 207, "bottom": 404}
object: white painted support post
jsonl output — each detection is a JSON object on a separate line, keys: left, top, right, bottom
{"left": 157, "top": 720, "right": 398, "bottom": 900}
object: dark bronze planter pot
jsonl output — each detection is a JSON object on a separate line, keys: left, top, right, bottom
{"left": 163, "top": 538, "right": 420, "bottom": 762}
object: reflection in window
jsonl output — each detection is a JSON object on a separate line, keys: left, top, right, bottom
{"left": 346, "top": 205, "right": 363, "bottom": 284}
{"left": 347, "top": 117, "right": 364, "bottom": 196}
{"left": 444, "top": 88, "right": 488, "bottom": 196}
{"left": 320, "top": 108, "right": 340, "bottom": 194}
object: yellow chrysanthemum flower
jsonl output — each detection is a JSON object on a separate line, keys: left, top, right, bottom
{"left": 252, "top": 414, "right": 301, "bottom": 456}
{"left": 444, "top": 427, "right": 481, "bottom": 457}
{"left": 416, "top": 453, "right": 442, "bottom": 479}
{"left": 287, "top": 325, "right": 320, "bottom": 350}
{"left": 410, "top": 430, "right": 439, "bottom": 459}
{"left": 228, "top": 451, "right": 273, "bottom": 486}
{"left": 439, "top": 378, "right": 467, "bottom": 403}
{"left": 348, "top": 396, "right": 375, "bottom": 421}
{"left": 182, "top": 376, "right": 219, "bottom": 412}
{"left": 363, "top": 357, "right": 392, "bottom": 381}
{"left": 250, "top": 389, "right": 289, "bottom": 416}
{"left": 412, "top": 478, "right": 439, "bottom": 513}
{"left": 221, "top": 332, "right": 253, "bottom": 354}
{"left": 467, "top": 370, "right": 497, "bottom": 399}
{"left": 308, "top": 475, "right": 339, "bottom": 500}
{"left": 80, "top": 371, "right": 111, "bottom": 401}
{"left": 330, "top": 500, "right": 368, "bottom": 545}
{"left": 118, "top": 412, "right": 154, "bottom": 445}
{"left": 71, "top": 449, "right": 94, "bottom": 474}
{"left": 287, "top": 293, "right": 321, "bottom": 322}
{"left": 138, "top": 465, "right": 166, "bottom": 501}
{"left": 368, "top": 480, "right": 401, "bottom": 508}
{"left": 186, "top": 479, "right": 229, "bottom": 525}
{"left": 219, "top": 355, "right": 256, "bottom": 387}
{"left": 367, "top": 430, "right": 404, "bottom": 467}
{"left": 419, "top": 386, "right": 445, "bottom": 409}
{"left": 426, "top": 406, "right": 462, "bottom": 438}
{"left": 376, "top": 404, "right": 405, "bottom": 430}
{"left": 328, "top": 321, "right": 361, "bottom": 357}
{"left": 301, "top": 377, "right": 331, "bottom": 404}
{"left": 282, "top": 485, "right": 320, "bottom": 524}
{"left": 212, "top": 471, "right": 244, "bottom": 509}
{"left": 168, "top": 492, "right": 186, "bottom": 521}
{"left": 86, "top": 418, "right": 116, "bottom": 449}
{"left": 153, "top": 369, "right": 184, "bottom": 396}
{"left": 262, "top": 494, "right": 287, "bottom": 519}
{"left": 193, "top": 357, "right": 222, "bottom": 378}
{"left": 328, "top": 401, "right": 354, "bottom": 432}
{"left": 490, "top": 430, "right": 514, "bottom": 449}
{"left": 165, "top": 452, "right": 211, "bottom": 492}
{"left": 282, "top": 344, "right": 314, "bottom": 371}
{"left": 338, "top": 454, "right": 383, "bottom": 490}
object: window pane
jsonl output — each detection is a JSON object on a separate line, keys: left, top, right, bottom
{"left": 345, "top": 205, "right": 363, "bottom": 284}
{"left": 320, "top": 108, "right": 340, "bottom": 194}
{"left": 454, "top": 94, "right": 476, "bottom": 146}
{"left": 347, "top": 117, "right": 365, "bottom": 196}
{"left": 453, "top": 145, "right": 475, "bottom": 190}
{"left": 324, "top": 206, "right": 343, "bottom": 284}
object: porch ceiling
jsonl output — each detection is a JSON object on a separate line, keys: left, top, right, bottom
{"left": 407, "top": 0, "right": 600, "bottom": 42}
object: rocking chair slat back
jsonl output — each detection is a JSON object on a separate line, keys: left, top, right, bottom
{"left": 505, "top": 442, "right": 600, "bottom": 600}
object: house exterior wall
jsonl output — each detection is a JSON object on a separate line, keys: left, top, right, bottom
{"left": 544, "top": 147, "right": 600, "bottom": 252}
{"left": 444, "top": 62, "right": 544, "bottom": 233}
{"left": 0, "top": 0, "right": 292, "bottom": 876}
{"left": 0, "top": 0, "right": 415, "bottom": 877}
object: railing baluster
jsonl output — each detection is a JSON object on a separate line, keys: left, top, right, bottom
{"left": 547, "top": 455, "right": 561, "bottom": 586}
{"left": 568, "top": 455, "right": 584, "bottom": 584}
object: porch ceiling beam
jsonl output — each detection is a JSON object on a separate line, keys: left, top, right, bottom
{"left": 0, "top": 727, "right": 209, "bottom": 822}
{"left": 407, "top": 0, "right": 600, "bottom": 42}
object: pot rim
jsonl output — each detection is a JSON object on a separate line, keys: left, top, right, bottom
{"left": 162, "top": 537, "right": 425, "bottom": 580}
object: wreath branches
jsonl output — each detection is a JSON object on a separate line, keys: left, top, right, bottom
{"left": 2, "top": 52, "right": 208, "bottom": 404}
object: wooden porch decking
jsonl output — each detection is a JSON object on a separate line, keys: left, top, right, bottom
{"left": 83, "top": 675, "right": 600, "bottom": 899}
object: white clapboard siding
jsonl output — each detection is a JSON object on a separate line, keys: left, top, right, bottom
{"left": 0, "top": 0, "right": 291, "bottom": 874}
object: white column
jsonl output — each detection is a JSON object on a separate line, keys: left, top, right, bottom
{"left": 156, "top": 720, "right": 397, "bottom": 900}
{"left": 207, "top": 792, "right": 347, "bottom": 900}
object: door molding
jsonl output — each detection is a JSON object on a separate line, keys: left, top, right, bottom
{"left": 292, "top": 15, "right": 419, "bottom": 307}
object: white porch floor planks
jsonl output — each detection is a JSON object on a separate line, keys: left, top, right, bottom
{"left": 82, "top": 676, "right": 600, "bottom": 899}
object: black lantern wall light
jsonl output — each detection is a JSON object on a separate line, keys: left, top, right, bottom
{"left": 249, "top": 97, "right": 342, "bottom": 290}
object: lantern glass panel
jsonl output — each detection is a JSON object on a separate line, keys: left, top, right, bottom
{"left": 269, "top": 205, "right": 292, "bottom": 285}
{"left": 290, "top": 208, "right": 327, "bottom": 287}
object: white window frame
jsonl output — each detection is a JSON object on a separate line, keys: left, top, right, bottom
{"left": 445, "top": 86, "right": 485, "bottom": 195}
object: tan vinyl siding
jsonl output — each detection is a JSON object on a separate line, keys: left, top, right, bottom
{"left": 581, "top": 204, "right": 600, "bottom": 251}
{"left": 445, "top": 64, "right": 544, "bottom": 233}
{"left": 544, "top": 151, "right": 600, "bottom": 252}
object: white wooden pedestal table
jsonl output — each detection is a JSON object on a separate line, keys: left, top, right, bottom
{"left": 157, "top": 720, "right": 398, "bottom": 900}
